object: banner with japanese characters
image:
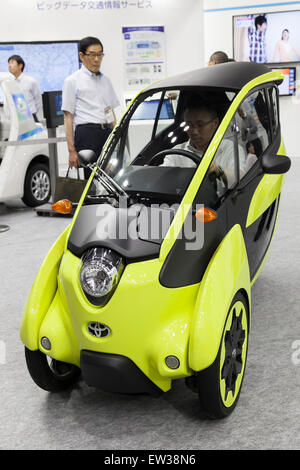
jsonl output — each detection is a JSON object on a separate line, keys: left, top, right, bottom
{"left": 122, "top": 26, "right": 166, "bottom": 91}
{"left": 36, "top": 1, "right": 153, "bottom": 12}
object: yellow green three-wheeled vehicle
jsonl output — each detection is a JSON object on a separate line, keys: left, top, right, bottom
{"left": 20, "top": 62, "right": 291, "bottom": 419}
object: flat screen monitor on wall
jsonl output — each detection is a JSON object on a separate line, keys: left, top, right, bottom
{"left": 271, "top": 67, "right": 296, "bottom": 96}
{"left": 233, "top": 10, "right": 300, "bottom": 64}
{"left": 127, "top": 99, "right": 175, "bottom": 120}
{"left": 0, "top": 41, "right": 80, "bottom": 102}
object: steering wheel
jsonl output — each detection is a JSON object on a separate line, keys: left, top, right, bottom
{"left": 148, "top": 149, "right": 202, "bottom": 166}
{"left": 148, "top": 148, "right": 228, "bottom": 193}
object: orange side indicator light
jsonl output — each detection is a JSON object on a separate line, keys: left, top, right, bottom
{"left": 52, "top": 199, "right": 73, "bottom": 214}
{"left": 195, "top": 207, "right": 217, "bottom": 223}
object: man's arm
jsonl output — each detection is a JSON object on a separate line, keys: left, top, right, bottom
{"left": 248, "top": 115, "right": 257, "bottom": 134}
{"left": 111, "top": 109, "right": 117, "bottom": 128}
{"left": 61, "top": 76, "right": 78, "bottom": 167}
{"left": 104, "top": 106, "right": 117, "bottom": 129}
{"left": 31, "top": 79, "right": 42, "bottom": 114}
{"left": 105, "top": 78, "right": 119, "bottom": 129}
{"left": 63, "top": 111, "right": 78, "bottom": 168}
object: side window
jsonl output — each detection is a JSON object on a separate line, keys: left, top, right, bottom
{"left": 214, "top": 122, "right": 238, "bottom": 193}
{"left": 127, "top": 91, "right": 164, "bottom": 160}
{"left": 201, "top": 117, "right": 239, "bottom": 202}
{"left": 268, "top": 86, "right": 279, "bottom": 138}
{"left": 204, "top": 89, "right": 271, "bottom": 200}
{"left": 124, "top": 91, "right": 178, "bottom": 165}
{"left": 236, "top": 90, "right": 270, "bottom": 174}
{"left": 158, "top": 90, "right": 178, "bottom": 134}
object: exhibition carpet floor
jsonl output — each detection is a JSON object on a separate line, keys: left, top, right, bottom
{"left": 0, "top": 159, "right": 299, "bottom": 451}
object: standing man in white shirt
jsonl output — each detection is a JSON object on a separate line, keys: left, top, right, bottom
{"left": 8, "top": 55, "right": 42, "bottom": 122}
{"left": 61, "top": 36, "right": 120, "bottom": 179}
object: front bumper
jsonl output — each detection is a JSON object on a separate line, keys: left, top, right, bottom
{"left": 81, "top": 350, "right": 163, "bottom": 396}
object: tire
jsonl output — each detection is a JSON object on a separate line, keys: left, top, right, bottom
{"left": 22, "top": 162, "right": 51, "bottom": 207}
{"left": 25, "top": 347, "right": 81, "bottom": 392}
{"left": 196, "top": 291, "right": 249, "bottom": 419}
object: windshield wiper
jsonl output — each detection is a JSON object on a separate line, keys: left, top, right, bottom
{"left": 96, "top": 166, "right": 128, "bottom": 198}
{"left": 77, "top": 149, "right": 129, "bottom": 200}
{"left": 87, "top": 163, "right": 129, "bottom": 199}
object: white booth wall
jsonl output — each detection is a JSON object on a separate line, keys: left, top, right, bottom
{"left": 0, "top": 0, "right": 205, "bottom": 174}
{"left": 0, "top": 0, "right": 205, "bottom": 114}
{"left": 1, "top": 0, "right": 298, "bottom": 159}
{"left": 203, "top": 0, "right": 300, "bottom": 158}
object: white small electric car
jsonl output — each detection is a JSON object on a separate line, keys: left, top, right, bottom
{"left": 0, "top": 73, "right": 50, "bottom": 207}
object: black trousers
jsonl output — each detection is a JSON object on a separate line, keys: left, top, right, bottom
{"left": 74, "top": 124, "right": 111, "bottom": 179}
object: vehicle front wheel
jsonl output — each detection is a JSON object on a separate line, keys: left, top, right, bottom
{"left": 25, "top": 347, "right": 81, "bottom": 392}
{"left": 196, "top": 291, "right": 249, "bottom": 419}
{"left": 22, "top": 162, "right": 51, "bottom": 207}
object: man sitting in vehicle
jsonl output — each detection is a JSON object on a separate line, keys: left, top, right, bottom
{"left": 160, "top": 101, "right": 246, "bottom": 190}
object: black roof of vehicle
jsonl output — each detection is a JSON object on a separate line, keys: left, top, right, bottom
{"left": 144, "top": 62, "right": 280, "bottom": 92}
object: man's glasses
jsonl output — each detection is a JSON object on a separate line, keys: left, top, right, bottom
{"left": 185, "top": 117, "right": 218, "bottom": 130}
{"left": 84, "top": 53, "right": 105, "bottom": 58}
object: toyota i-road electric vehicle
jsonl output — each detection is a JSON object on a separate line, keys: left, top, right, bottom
{"left": 21, "top": 63, "right": 291, "bottom": 419}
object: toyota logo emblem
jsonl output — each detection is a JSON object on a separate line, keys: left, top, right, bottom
{"left": 87, "top": 322, "right": 111, "bottom": 338}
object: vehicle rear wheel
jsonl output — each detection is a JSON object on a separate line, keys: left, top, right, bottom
{"left": 25, "top": 347, "right": 81, "bottom": 392}
{"left": 196, "top": 291, "right": 249, "bottom": 419}
{"left": 22, "top": 162, "right": 51, "bottom": 207}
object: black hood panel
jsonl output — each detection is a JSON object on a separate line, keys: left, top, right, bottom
{"left": 67, "top": 203, "right": 161, "bottom": 261}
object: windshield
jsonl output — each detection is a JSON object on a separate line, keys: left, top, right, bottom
{"left": 84, "top": 87, "right": 236, "bottom": 207}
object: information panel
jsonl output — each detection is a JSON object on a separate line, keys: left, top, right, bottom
{"left": 122, "top": 26, "right": 166, "bottom": 91}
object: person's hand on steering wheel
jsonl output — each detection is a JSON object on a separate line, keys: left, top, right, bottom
{"left": 208, "top": 161, "right": 228, "bottom": 189}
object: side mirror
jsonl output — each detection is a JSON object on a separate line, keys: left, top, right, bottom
{"left": 77, "top": 149, "right": 97, "bottom": 167}
{"left": 261, "top": 153, "right": 291, "bottom": 175}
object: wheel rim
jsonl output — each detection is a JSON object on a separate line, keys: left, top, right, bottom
{"left": 47, "top": 357, "right": 75, "bottom": 381}
{"left": 30, "top": 169, "right": 50, "bottom": 202}
{"left": 219, "top": 300, "right": 248, "bottom": 408}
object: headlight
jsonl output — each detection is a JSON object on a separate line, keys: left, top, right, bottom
{"left": 80, "top": 248, "right": 124, "bottom": 306}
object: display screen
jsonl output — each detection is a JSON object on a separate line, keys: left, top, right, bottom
{"left": 42, "top": 91, "right": 64, "bottom": 128}
{"left": 272, "top": 67, "right": 296, "bottom": 95}
{"left": 233, "top": 10, "right": 300, "bottom": 64}
{"left": 0, "top": 41, "right": 80, "bottom": 101}
{"left": 129, "top": 99, "right": 174, "bottom": 120}
{"left": 55, "top": 93, "right": 63, "bottom": 116}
